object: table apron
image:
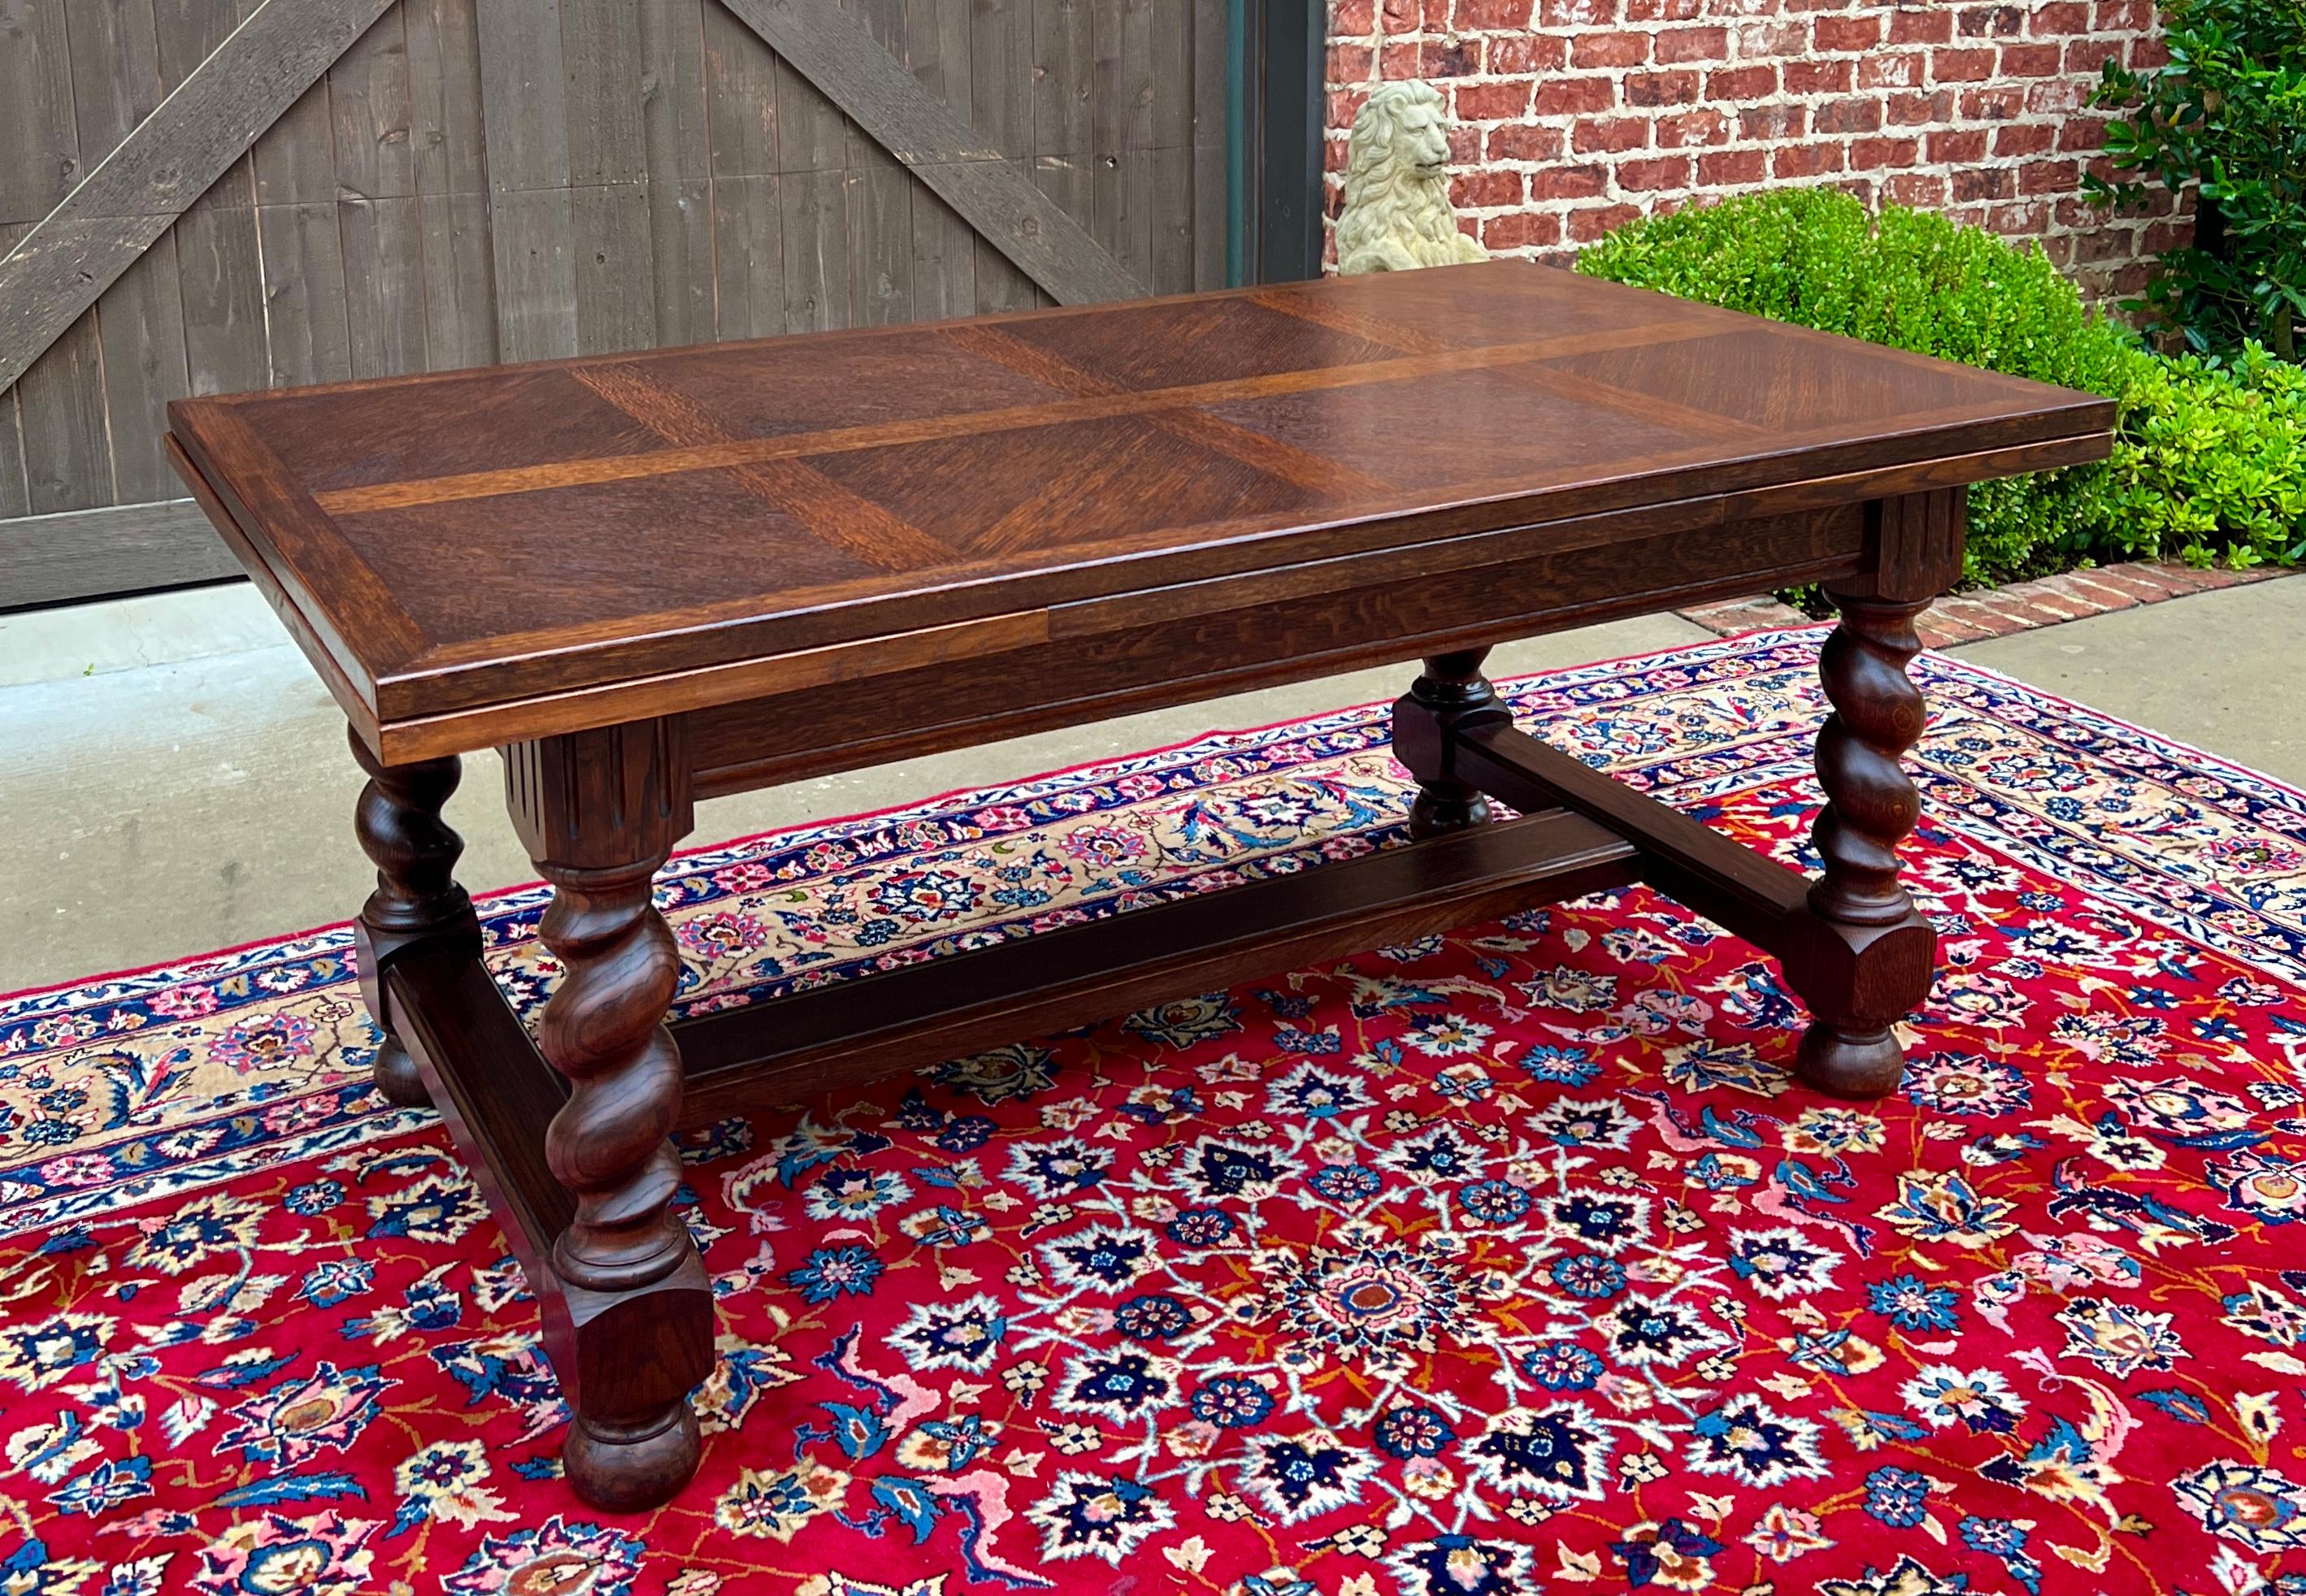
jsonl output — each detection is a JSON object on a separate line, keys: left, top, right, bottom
{"left": 687, "top": 501, "right": 1865, "bottom": 797}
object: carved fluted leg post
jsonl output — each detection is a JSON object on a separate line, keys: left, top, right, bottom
{"left": 1394, "top": 648, "right": 1514, "bottom": 839}
{"left": 349, "top": 726, "right": 479, "bottom": 1107}
{"left": 508, "top": 718, "right": 714, "bottom": 1512}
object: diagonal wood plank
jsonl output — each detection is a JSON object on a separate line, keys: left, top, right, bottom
{"left": 0, "top": 0, "right": 397, "bottom": 394}
{"left": 941, "top": 322, "right": 1400, "bottom": 498}
{"left": 570, "top": 364, "right": 962, "bottom": 570}
{"left": 714, "top": 0, "right": 1146, "bottom": 306}
{"left": 970, "top": 423, "right": 1171, "bottom": 554}
{"left": 1254, "top": 283, "right": 1764, "bottom": 442}
{"left": 313, "top": 322, "right": 1713, "bottom": 516}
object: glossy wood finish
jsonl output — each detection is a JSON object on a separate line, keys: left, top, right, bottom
{"left": 167, "top": 268, "right": 2114, "bottom": 1507}
{"left": 682, "top": 500, "right": 1868, "bottom": 796}
{"left": 1785, "top": 487, "right": 1970, "bottom": 1095}
{"left": 167, "top": 262, "right": 2113, "bottom": 762}
{"left": 381, "top": 945, "right": 706, "bottom": 1511}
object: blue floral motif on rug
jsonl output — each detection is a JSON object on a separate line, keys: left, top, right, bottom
{"left": 3, "top": 631, "right": 2306, "bottom": 1596}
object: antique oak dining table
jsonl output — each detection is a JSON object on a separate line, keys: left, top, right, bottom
{"left": 167, "top": 260, "right": 2113, "bottom": 1510}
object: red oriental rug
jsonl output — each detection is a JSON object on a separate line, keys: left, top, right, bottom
{"left": 7, "top": 630, "right": 2306, "bottom": 1596}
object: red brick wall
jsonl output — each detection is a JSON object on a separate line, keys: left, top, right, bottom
{"left": 1324, "top": 0, "right": 2185, "bottom": 299}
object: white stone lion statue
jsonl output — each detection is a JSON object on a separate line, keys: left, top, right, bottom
{"left": 1335, "top": 80, "right": 1487, "bottom": 275}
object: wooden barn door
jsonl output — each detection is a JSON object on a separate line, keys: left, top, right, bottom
{"left": 0, "top": 0, "right": 1231, "bottom": 610}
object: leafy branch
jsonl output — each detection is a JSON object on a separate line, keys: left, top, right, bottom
{"left": 2087, "top": 0, "right": 2306, "bottom": 360}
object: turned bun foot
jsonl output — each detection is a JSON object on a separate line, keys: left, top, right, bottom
{"left": 1796, "top": 1021, "right": 1906, "bottom": 1099}
{"left": 371, "top": 1035, "right": 432, "bottom": 1108}
{"left": 563, "top": 1403, "right": 701, "bottom": 1513}
{"left": 1409, "top": 788, "right": 1494, "bottom": 839}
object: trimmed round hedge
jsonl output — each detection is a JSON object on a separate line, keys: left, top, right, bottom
{"left": 1575, "top": 188, "right": 2304, "bottom": 585}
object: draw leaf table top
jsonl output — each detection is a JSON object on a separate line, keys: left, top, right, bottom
{"left": 168, "top": 260, "right": 2113, "bottom": 1510}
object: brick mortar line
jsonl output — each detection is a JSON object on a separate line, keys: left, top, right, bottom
{"left": 1674, "top": 563, "right": 2296, "bottom": 645}
{"left": 1322, "top": 0, "right": 2171, "bottom": 275}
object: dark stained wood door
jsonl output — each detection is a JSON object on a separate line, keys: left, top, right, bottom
{"left": 1, "top": 0, "right": 1229, "bottom": 610}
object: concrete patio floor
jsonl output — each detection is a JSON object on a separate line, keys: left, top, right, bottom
{"left": 2, "top": 575, "right": 2299, "bottom": 994}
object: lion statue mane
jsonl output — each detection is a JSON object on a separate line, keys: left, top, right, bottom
{"left": 1335, "top": 80, "right": 1487, "bottom": 275}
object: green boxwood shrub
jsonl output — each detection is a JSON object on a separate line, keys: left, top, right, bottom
{"left": 2107, "top": 342, "right": 2306, "bottom": 567}
{"left": 1574, "top": 188, "right": 2306, "bottom": 586}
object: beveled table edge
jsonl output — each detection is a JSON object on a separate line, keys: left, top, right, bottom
{"left": 164, "top": 262, "right": 2119, "bottom": 761}
{"left": 337, "top": 424, "right": 2110, "bottom": 765}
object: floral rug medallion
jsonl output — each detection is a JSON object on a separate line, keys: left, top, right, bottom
{"left": 5, "top": 631, "right": 2306, "bottom": 1596}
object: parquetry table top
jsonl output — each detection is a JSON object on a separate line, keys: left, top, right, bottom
{"left": 167, "top": 261, "right": 2113, "bottom": 749}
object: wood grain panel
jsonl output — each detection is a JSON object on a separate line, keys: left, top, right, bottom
{"left": 167, "top": 263, "right": 2115, "bottom": 748}
{"left": 15, "top": 319, "right": 115, "bottom": 515}
{"left": 0, "top": 227, "right": 24, "bottom": 522}
{"left": 407, "top": 0, "right": 490, "bottom": 198}
{"left": 720, "top": 0, "right": 1144, "bottom": 303}
{"left": 406, "top": 0, "right": 497, "bottom": 374}
{"left": 332, "top": 14, "right": 429, "bottom": 379}
{"left": 341, "top": 197, "right": 430, "bottom": 379}
{"left": 0, "top": 0, "right": 397, "bottom": 393}
{"left": 780, "top": 167, "right": 852, "bottom": 332}
{"left": 5, "top": 0, "right": 109, "bottom": 517}
{"left": 900, "top": 0, "right": 977, "bottom": 318}
{"left": 683, "top": 503, "right": 1870, "bottom": 791}
{"left": 475, "top": 0, "right": 576, "bottom": 361}
{"left": 0, "top": 0, "right": 80, "bottom": 232}
{"left": 258, "top": 201, "right": 354, "bottom": 388}
{"left": 639, "top": 0, "right": 714, "bottom": 347}
{"left": 0, "top": 498, "right": 240, "bottom": 609}
{"left": 4, "top": 0, "right": 1224, "bottom": 609}
{"left": 72, "top": 0, "right": 193, "bottom": 503}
